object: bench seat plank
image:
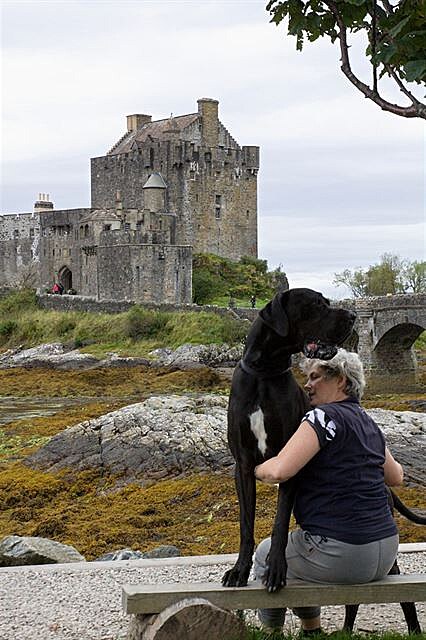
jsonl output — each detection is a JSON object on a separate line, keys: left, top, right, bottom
{"left": 123, "top": 574, "right": 426, "bottom": 615}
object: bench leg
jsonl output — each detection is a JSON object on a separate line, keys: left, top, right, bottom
{"left": 126, "top": 598, "right": 249, "bottom": 640}
{"left": 343, "top": 561, "right": 422, "bottom": 635}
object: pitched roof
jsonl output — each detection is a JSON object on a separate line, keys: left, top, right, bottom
{"left": 108, "top": 113, "right": 199, "bottom": 155}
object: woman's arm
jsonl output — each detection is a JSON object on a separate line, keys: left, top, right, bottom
{"left": 383, "top": 447, "right": 404, "bottom": 486}
{"left": 254, "top": 421, "right": 320, "bottom": 484}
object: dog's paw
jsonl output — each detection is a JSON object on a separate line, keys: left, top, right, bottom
{"left": 222, "top": 565, "right": 250, "bottom": 587}
{"left": 264, "top": 560, "right": 287, "bottom": 593}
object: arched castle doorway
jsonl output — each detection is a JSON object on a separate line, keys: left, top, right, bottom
{"left": 58, "top": 265, "right": 72, "bottom": 292}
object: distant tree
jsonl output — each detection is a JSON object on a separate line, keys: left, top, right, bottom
{"left": 334, "top": 254, "right": 426, "bottom": 296}
{"left": 404, "top": 260, "right": 426, "bottom": 292}
{"left": 267, "top": 0, "right": 426, "bottom": 119}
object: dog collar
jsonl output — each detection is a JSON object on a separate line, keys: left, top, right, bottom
{"left": 239, "top": 359, "right": 290, "bottom": 379}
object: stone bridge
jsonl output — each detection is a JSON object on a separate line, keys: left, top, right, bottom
{"left": 234, "top": 294, "right": 425, "bottom": 392}
{"left": 339, "top": 294, "right": 425, "bottom": 392}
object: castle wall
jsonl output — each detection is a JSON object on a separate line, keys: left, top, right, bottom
{"left": 38, "top": 208, "right": 90, "bottom": 292}
{"left": 96, "top": 231, "right": 192, "bottom": 303}
{"left": 0, "top": 213, "right": 40, "bottom": 287}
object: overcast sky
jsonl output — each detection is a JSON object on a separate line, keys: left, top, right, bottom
{"left": 1, "top": 0, "right": 424, "bottom": 298}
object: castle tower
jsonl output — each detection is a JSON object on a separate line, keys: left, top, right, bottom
{"left": 143, "top": 172, "right": 167, "bottom": 212}
{"left": 90, "top": 98, "right": 259, "bottom": 261}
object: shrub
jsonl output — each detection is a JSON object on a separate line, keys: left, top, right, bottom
{"left": 0, "top": 288, "right": 37, "bottom": 316}
{"left": 192, "top": 269, "right": 225, "bottom": 304}
{"left": 0, "top": 320, "right": 17, "bottom": 339}
{"left": 124, "top": 306, "right": 169, "bottom": 340}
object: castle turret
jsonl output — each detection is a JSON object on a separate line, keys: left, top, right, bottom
{"left": 34, "top": 193, "right": 54, "bottom": 214}
{"left": 197, "top": 98, "right": 219, "bottom": 148}
{"left": 143, "top": 172, "right": 167, "bottom": 213}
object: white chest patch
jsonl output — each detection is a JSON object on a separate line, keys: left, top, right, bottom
{"left": 250, "top": 408, "right": 267, "bottom": 455}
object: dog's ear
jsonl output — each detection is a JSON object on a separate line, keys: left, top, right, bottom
{"left": 258, "top": 291, "right": 290, "bottom": 337}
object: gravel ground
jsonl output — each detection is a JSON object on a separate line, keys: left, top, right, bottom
{"left": 1, "top": 551, "right": 425, "bottom": 640}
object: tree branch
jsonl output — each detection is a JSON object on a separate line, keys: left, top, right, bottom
{"left": 324, "top": 0, "right": 426, "bottom": 119}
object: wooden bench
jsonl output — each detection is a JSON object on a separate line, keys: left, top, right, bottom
{"left": 123, "top": 574, "right": 426, "bottom": 640}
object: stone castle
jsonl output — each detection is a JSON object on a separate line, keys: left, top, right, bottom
{"left": 0, "top": 98, "right": 259, "bottom": 304}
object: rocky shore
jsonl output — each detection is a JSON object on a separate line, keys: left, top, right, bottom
{"left": 26, "top": 393, "right": 426, "bottom": 486}
{"left": 0, "top": 342, "right": 243, "bottom": 371}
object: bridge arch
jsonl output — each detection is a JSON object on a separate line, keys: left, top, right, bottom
{"left": 351, "top": 294, "right": 425, "bottom": 392}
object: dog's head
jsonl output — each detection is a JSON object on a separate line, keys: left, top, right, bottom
{"left": 258, "top": 288, "right": 356, "bottom": 359}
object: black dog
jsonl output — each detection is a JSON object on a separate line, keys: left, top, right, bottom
{"left": 222, "top": 288, "right": 356, "bottom": 591}
{"left": 344, "top": 488, "right": 426, "bottom": 634}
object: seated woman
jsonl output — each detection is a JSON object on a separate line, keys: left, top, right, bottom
{"left": 254, "top": 349, "right": 403, "bottom": 635}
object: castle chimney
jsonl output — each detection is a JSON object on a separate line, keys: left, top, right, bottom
{"left": 34, "top": 192, "right": 54, "bottom": 213}
{"left": 197, "top": 98, "right": 219, "bottom": 148}
{"left": 126, "top": 114, "right": 152, "bottom": 132}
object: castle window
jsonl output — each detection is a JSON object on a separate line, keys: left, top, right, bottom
{"left": 215, "top": 194, "right": 222, "bottom": 220}
{"left": 124, "top": 222, "right": 130, "bottom": 231}
{"left": 13, "top": 229, "right": 19, "bottom": 238}
{"left": 205, "top": 152, "right": 211, "bottom": 163}
{"left": 246, "top": 209, "right": 250, "bottom": 218}
{"left": 53, "top": 249, "right": 55, "bottom": 256}
{"left": 159, "top": 220, "right": 162, "bottom": 230}
{"left": 84, "top": 224, "right": 89, "bottom": 237}
{"left": 136, "top": 266, "right": 140, "bottom": 284}
{"left": 30, "top": 228, "right": 34, "bottom": 237}
{"left": 150, "top": 148, "right": 155, "bottom": 169}
{"left": 104, "top": 224, "right": 111, "bottom": 231}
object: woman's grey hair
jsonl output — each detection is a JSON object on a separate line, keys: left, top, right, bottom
{"left": 301, "top": 348, "right": 366, "bottom": 400}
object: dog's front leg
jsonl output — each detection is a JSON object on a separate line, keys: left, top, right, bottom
{"left": 264, "top": 479, "right": 296, "bottom": 592}
{"left": 222, "top": 463, "right": 256, "bottom": 587}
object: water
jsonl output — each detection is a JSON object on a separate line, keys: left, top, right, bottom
{"left": 0, "top": 397, "right": 99, "bottom": 425}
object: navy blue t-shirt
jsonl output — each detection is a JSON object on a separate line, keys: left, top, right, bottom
{"left": 293, "top": 397, "right": 398, "bottom": 544}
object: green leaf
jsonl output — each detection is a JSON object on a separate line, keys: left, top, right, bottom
{"left": 388, "top": 15, "right": 411, "bottom": 39}
{"left": 403, "top": 59, "right": 426, "bottom": 82}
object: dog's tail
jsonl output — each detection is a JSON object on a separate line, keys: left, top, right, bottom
{"left": 389, "top": 488, "right": 426, "bottom": 525}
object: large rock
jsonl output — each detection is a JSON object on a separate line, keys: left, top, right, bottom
{"left": 149, "top": 343, "right": 243, "bottom": 367}
{"left": 0, "top": 341, "right": 241, "bottom": 371}
{"left": 25, "top": 395, "right": 426, "bottom": 484}
{"left": 0, "top": 535, "right": 85, "bottom": 566}
{"left": 0, "top": 343, "right": 100, "bottom": 370}
{"left": 367, "top": 409, "right": 426, "bottom": 486}
{"left": 26, "top": 394, "right": 234, "bottom": 478}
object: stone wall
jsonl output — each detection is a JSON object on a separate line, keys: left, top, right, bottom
{"left": 0, "top": 213, "right": 40, "bottom": 287}
{"left": 38, "top": 208, "right": 90, "bottom": 292}
{"left": 97, "top": 234, "right": 192, "bottom": 304}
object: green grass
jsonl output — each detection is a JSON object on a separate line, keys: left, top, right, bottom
{"left": 0, "top": 289, "right": 248, "bottom": 356}
{"left": 239, "top": 629, "right": 424, "bottom": 640}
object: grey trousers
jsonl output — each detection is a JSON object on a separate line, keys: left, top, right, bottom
{"left": 254, "top": 529, "right": 399, "bottom": 629}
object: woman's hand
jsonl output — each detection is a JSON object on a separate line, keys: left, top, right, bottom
{"left": 254, "top": 421, "right": 320, "bottom": 484}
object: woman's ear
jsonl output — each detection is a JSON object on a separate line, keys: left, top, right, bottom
{"left": 337, "top": 375, "right": 347, "bottom": 391}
